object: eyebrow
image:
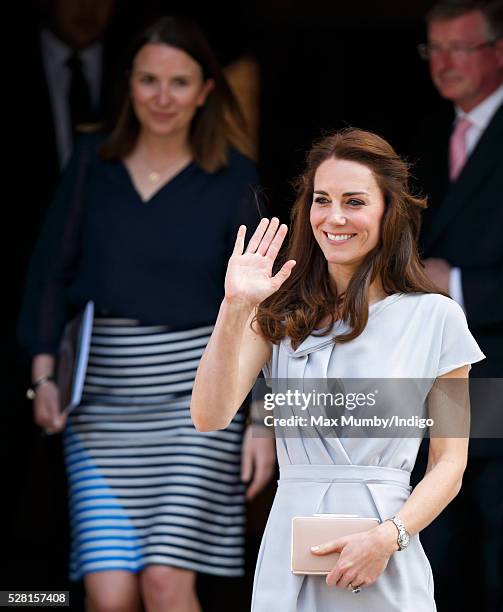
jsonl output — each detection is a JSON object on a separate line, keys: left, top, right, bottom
{"left": 313, "top": 190, "right": 370, "bottom": 196}
{"left": 135, "top": 69, "right": 193, "bottom": 77}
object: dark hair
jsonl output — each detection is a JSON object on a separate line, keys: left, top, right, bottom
{"left": 255, "top": 128, "right": 445, "bottom": 350}
{"left": 100, "top": 16, "right": 251, "bottom": 172}
{"left": 426, "top": 0, "right": 503, "bottom": 40}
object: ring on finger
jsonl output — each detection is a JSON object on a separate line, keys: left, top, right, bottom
{"left": 348, "top": 582, "right": 362, "bottom": 594}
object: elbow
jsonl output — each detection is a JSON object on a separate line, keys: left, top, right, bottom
{"left": 192, "top": 419, "right": 228, "bottom": 432}
{"left": 453, "top": 457, "right": 468, "bottom": 498}
{"left": 190, "top": 404, "right": 229, "bottom": 432}
{"left": 190, "top": 408, "right": 213, "bottom": 432}
{"left": 192, "top": 417, "right": 216, "bottom": 432}
{"left": 445, "top": 468, "right": 465, "bottom": 505}
{"left": 452, "top": 475, "right": 464, "bottom": 499}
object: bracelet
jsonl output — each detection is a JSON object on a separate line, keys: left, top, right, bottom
{"left": 26, "top": 374, "right": 56, "bottom": 400}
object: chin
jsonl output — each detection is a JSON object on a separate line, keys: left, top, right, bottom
{"left": 321, "top": 251, "right": 357, "bottom": 265}
{"left": 145, "top": 123, "right": 178, "bottom": 137}
{"left": 436, "top": 82, "right": 466, "bottom": 102}
{"left": 326, "top": 257, "right": 358, "bottom": 267}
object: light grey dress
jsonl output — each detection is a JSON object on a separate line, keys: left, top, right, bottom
{"left": 251, "top": 293, "right": 485, "bottom": 611}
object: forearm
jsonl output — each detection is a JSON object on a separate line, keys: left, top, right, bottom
{"left": 372, "top": 455, "right": 465, "bottom": 556}
{"left": 32, "top": 354, "right": 56, "bottom": 381}
{"left": 396, "top": 456, "right": 464, "bottom": 535}
{"left": 375, "top": 450, "right": 466, "bottom": 550}
{"left": 191, "top": 297, "right": 255, "bottom": 431}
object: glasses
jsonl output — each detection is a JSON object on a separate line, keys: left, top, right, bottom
{"left": 418, "top": 40, "right": 498, "bottom": 60}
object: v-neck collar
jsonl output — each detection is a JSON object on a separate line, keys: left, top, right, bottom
{"left": 285, "top": 293, "right": 404, "bottom": 358}
{"left": 119, "top": 159, "right": 197, "bottom": 204}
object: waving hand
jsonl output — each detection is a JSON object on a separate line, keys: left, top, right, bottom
{"left": 225, "top": 218, "right": 296, "bottom": 308}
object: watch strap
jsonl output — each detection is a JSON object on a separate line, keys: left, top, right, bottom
{"left": 386, "top": 515, "right": 409, "bottom": 551}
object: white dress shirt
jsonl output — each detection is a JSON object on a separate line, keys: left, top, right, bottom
{"left": 40, "top": 28, "right": 103, "bottom": 169}
{"left": 449, "top": 84, "right": 503, "bottom": 310}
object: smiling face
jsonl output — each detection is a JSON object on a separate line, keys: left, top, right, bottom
{"left": 310, "top": 157, "right": 386, "bottom": 284}
{"left": 130, "top": 43, "right": 214, "bottom": 140}
{"left": 428, "top": 10, "right": 503, "bottom": 112}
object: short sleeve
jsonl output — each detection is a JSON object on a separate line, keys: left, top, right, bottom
{"left": 437, "top": 298, "right": 485, "bottom": 376}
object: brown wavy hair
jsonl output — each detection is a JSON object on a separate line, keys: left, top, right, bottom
{"left": 99, "top": 16, "right": 252, "bottom": 172}
{"left": 255, "top": 128, "right": 445, "bottom": 349}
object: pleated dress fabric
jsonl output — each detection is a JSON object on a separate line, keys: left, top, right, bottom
{"left": 64, "top": 318, "right": 246, "bottom": 579}
{"left": 251, "top": 293, "right": 485, "bottom": 611}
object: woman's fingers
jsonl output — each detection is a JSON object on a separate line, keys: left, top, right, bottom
{"left": 51, "top": 406, "right": 67, "bottom": 431}
{"left": 240, "top": 218, "right": 289, "bottom": 263}
{"left": 325, "top": 554, "right": 353, "bottom": 587}
{"left": 336, "top": 567, "right": 357, "bottom": 590}
{"left": 271, "top": 260, "right": 296, "bottom": 289}
{"left": 256, "top": 217, "right": 280, "bottom": 256}
{"left": 326, "top": 564, "right": 344, "bottom": 587}
{"left": 245, "top": 218, "right": 270, "bottom": 253}
{"left": 232, "top": 225, "right": 247, "bottom": 256}
{"left": 34, "top": 386, "right": 64, "bottom": 431}
{"left": 246, "top": 458, "right": 273, "bottom": 500}
{"left": 34, "top": 400, "right": 50, "bottom": 428}
{"left": 265, "top": 223, "right": 289, "bottom": 261}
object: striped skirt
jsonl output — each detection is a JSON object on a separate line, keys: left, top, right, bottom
{"left": 63, "top": 318, "right": 246, "bottom": 580}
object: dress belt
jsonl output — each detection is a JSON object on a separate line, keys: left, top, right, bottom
{"left": 279, "top": 463, "right": 411, "bottom": 486}
{"left": 278, "top": 464, "right": 412, "bottom": 521}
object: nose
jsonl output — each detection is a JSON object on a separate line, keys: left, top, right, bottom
{"left": 157, "top": 84, "right": 172, "bottom": 106}
{"left": 430, "top": 47, "right": 454, "bottom": 72}
{"left": 327, "top": 204, "right": 346, "bottom": 226}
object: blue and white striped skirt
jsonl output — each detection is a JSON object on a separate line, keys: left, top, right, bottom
{"left": 63, "top": 318, "right": 246, "bottom": 579}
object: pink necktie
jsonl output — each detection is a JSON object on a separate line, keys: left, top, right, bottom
{"left": 449, "top": 117, "right": 471, "bottom": 181}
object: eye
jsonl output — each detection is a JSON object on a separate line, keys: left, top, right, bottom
{"left": 172, "top": 77, "right": 190, "bottom": 86}
{"left": 139, "top": 74, "right": 156, "bottom": 84}
{"left": 346, "top": 198, "right": 365, "bottom": 207}
{"left": 313, "top": 196, "right": 330, "bottom": 205}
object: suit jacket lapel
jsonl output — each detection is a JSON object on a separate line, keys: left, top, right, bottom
{"left": 424, "top": 104, "right": 503, "bottom": 251}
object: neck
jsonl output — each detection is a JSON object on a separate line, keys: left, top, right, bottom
{"left": 367, "top": 283, "right": 387, "bottom": 305}
{"left": 135, "top": 129, "right": 192, "bottom": 166}
{"left": 457, "top": 79, "right": 503, "bottom": 113}
{"left": 329, "top": 264, "right": 353, "bottom": 295}
{"left": 329, "top": 265, "right": 385, "bottom": 304}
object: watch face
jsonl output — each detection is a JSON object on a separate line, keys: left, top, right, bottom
{"left": 399, "top": 531, "right": 410, "bottom": 548}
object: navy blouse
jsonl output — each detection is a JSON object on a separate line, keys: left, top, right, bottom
{"left": 19, "top": 134, "right": 261, "bottom": 355}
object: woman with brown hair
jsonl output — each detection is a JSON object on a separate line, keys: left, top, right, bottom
{"left": 20, "top": 15, "right": 275, "bottom": 612}
{"left": 191, "top": 128, "right": 484, "bottom": 610}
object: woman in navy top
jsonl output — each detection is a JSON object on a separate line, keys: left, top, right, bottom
{"left": 20, "top": 16, "right": 275, "bottom": 612}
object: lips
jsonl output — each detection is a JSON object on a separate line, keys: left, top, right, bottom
{"left": 436, "top": 72, "right": 463, "bottom": 85}
{"left": 324, "top": 231, "right": 357, "bottom": 244}
{"left": 151, "top": 111, "right": 176, "bottom": 120}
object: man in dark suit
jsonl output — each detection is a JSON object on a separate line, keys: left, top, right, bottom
{"left": 413, "top": 2, "right": 503, "bottom": 610}
{"left": 26, "top": 0, "right": 117, "bottom": 232}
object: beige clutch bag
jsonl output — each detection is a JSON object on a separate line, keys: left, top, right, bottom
{"left": 291, "top": 514, "right": 380, "bottom": 575}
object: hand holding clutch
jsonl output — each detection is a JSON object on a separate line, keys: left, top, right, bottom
{"left": 291, "top": 514, "right": 379, "bottom": 575}
{"left": 300, "top": 515, "right": 401, "bottom": 590}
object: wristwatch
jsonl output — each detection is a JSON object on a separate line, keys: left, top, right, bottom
{"left": 386, "top": 515, "right": 410, "bottom": 551}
